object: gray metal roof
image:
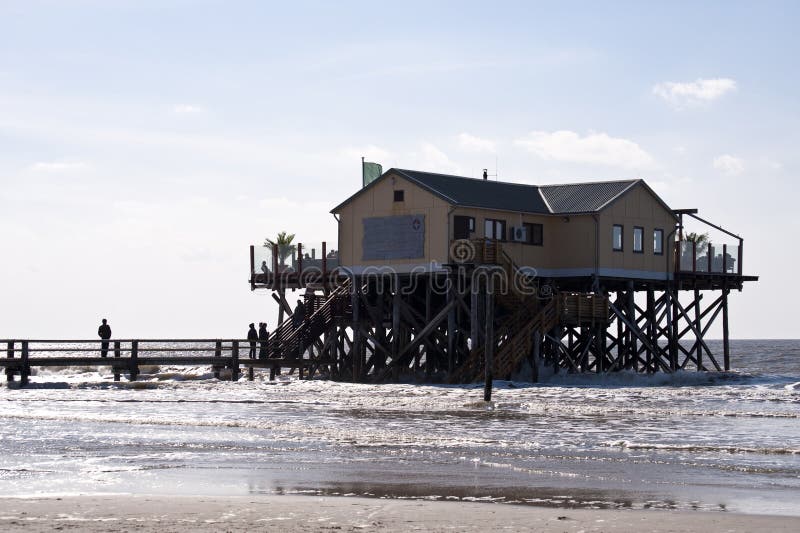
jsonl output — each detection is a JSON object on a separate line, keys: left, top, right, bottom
{"left": 331, "top": 168, "right": 666, "bottom": 216}
{"left": 393, "top": 169, "right": 551, "bottom": 214}
{"left": 539, "top": 180, "right": 638, "bottom": 213}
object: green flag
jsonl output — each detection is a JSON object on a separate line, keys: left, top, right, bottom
{"left": 362, "top": 161, "right": 383, "bottom": 187}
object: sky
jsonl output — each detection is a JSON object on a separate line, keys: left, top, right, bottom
{"left": 0, "top": 0, "right": 797, "bottom": 338}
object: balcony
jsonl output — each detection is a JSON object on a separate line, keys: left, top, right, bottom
{"left": 675, "top": 240, "right": 742, "bottom": 276}
{"left": 249, "top": 241, "right": 340, "bottom": 290}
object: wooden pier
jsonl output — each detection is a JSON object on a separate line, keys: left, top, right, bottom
{"left": 1, "top": 339, "right": 327, "bottom": 386}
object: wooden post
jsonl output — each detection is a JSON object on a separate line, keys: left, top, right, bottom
{"left": 483, "top": 279, "right": 494, "bottom": 402}
{"left": 694, "top": 288, "right": 703, "bottom": 370}
{"left": 447, "top": 280, "right": 456, "bottom": 375}
{"left": 20, "top": 341, "right": 29, "bottom": 386}
{"left": 351, "top": 281, "right": 362, "bottom": 382}
{"left": 392, "top": 287, "right": 401, "bottom": 377}
{"left": 646, "top": 288, "right": 655, "bottom": 373}
{"left": 214, "top": 340, "right": 222, "bottom": 379}
{"left": 707, "top": 243, "right": 712, "bottom": 273}
{"left": 277, "top": 289, "right": 286, "bottom": 324}
{"left": 424, "top": 277, "right": 432, "bottom": 377}
{"left": 738, "top": 241, "right": 743, "bottom": 276}
{"left": 531, "top": 331, "right": 541, "bottom": 383}
{"left": 130, "top": 340, "right": 139, "bottom": 381}
{"left": 470, "top": 285, "right": 479, "bottom": 350}
{"left": 322, "top": 241, "right": 328, "bottom": 281}
{"left": 6, "top": 341, "right": 13, "bottom": 383}
{"left": 668, "top": 289, "right": 678, "bottom": 372}
{"left": 723, "top": 244, "right": 728, "bottom": 274}
{"left": 272, "top": 243, "right": 279, "bottom": 290}
{"left": 692, "top": 241, "right": 697, "bottom": 273}
{"left": 231, "top": 340, "right": 240, "bottom": 381}
{"left": 113, "top": 340, "right": 121, "bottom": 382}
{"left": 722, "top": 286, "right": 731, "bottom": 371}
{"left": 250, "top": 244, "right": 255, "bottom": 290}
{"left": 627, "top": 283, "right": 637, "bottom": 371}
{"left": 297, "top": 243, "right": 303, "bottom": 286}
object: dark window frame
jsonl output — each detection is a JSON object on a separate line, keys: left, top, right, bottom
{"left": 612, "top": 224, "right": 624, "bottom": 252}
{"left": 633, "top": 226, "right": 644, "bottom": 254}
{"left": 523, "top": 222, "right": 544, "bottom": 246}
{"left": 653, "top": 228, "right": 664, "bottom": 256}
{"left": 393, "top": 190, "right": 404, "bottom": 202}
{"left": 484, "top": 218, "right": 507, "bottom": 241}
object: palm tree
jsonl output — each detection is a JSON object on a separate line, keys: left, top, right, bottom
{"left": 265, "top": 231, "right": 297, "bottom": 267}
{"left": 684, "top": 232, "right": 709, "bottom": 247}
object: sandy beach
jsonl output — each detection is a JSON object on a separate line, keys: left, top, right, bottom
{"left": 0, "top": 495, "right": 797, "bottom": 532}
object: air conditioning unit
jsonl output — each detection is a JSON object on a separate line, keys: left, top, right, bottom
{"left": 511, "top": 226, "right": 527, "bottom": 242}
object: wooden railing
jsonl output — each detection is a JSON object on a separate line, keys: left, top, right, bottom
{"left": 1, "top": 338, "right": 332, "bottom": 386}
{"left": 250, "top": 241, "right": 341, "bottom": 290}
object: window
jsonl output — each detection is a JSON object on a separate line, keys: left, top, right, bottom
{"left": 393, "top": 190, "right": 404, "bottom": 202}
{"left": 484, "top": 218, "right": 506, "bottom": 240}
{"left": 523, "top": 222, "right": 543, "bottom": 246}
{"left": 612, "top": 224, "right": 624, "bottom": 251}
{"left": 654, "top": 228, "right": 664, "bottom": 255}
{"left": 453, "top": 215, "right": 475, "bottom": 240}
{"left": 633, "top": 226, "right": 644, "bottom": 253}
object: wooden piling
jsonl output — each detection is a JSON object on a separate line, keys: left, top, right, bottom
{"left": 130, "top": 340, "right": 139, "bottom": 381}
{"left": 722, "top": 286, "right": 730, "bottom": 371}
{"left": 231, "top": 340, "right": 240, "bottom": 381}
{"left": 6, "top": 341, "right": 13, "bottom": 382}
{"left": 483, "top": 280, "right": 494, "bottom": 402}
{"left": 214, "top": 340, "right": 222, "bottom": 379}
{"left": 20, "top": 341, "right": 29, "bottom": 386}
{"left": 113, "top": 340, "right": 121, "bottom": 381}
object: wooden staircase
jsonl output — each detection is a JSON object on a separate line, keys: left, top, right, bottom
{"left": 448, "top": 296, "right": 559, "bottom": 383}
{"left": 267, "top": 278, "right": 352, "bottom": 358}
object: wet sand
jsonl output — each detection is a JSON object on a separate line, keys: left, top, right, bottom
{"left": 0, "top": 495, "right": 796, "bottom": 532}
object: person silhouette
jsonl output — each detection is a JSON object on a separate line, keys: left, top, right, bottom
{"left": 247, "top": 323, "right": 258, "bottom": 359}
{"left": 258, "top": 322, "right": 269, "bottom": 359}
{"left": 98, "top": 319, "right": 111, "bottom": 357}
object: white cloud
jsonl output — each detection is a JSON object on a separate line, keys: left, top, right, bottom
{"left": 653, "top": 78, "right": 737, "bottom": 107}
{"left": 713, "top": 154, "right": 744, "bottom": 176}
{"left": 172, "top": 104, "right": 204, "bottom": 114}
{"left": 28, "top": 161, "right": 88, "bottom": 172}
{"left": 456, "top": 132, "right": 496, "bottom": 153}
{"left": 514, "top": 130, "right": 654, "bottom": 169}
{"left": 412, "top": 143, "right": 462, "bottom": 174}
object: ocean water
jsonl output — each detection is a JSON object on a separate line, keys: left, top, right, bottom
{"left": 0, "top": 339, "right": 798, "bottom": 516}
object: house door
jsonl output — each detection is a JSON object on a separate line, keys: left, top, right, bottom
{"left": 453, "top": 216, "right": 473, "bottom": 240}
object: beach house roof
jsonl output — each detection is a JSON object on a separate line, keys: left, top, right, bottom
{"left": 332, "top": 168, "right": 675, "bottom": 217}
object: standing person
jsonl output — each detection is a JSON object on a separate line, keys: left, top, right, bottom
{"left": 258, "top": 322, "right": 269, "bottom": 359}
{"left": 97, "top": 319, "right": 111, "bottom": 357}
{"left": 293, "top": 299, "right": 306, "bottom": 357}
{"left": 247, "top": 323, "right": 258, "bottom": 359}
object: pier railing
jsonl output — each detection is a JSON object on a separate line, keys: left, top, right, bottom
{"left": 250, "top": 241, "right": 340, "bottom": 290}
{"left": 1, "top": 339, "right": 330, "bottom": 386}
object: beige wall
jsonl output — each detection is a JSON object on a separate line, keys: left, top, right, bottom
{"left": 598, "top": 183, "right": 677, "bottom": 274}
{"left": 335, "top": 178, "right": 676, "bottom": 276}
{"left": 334, "top": 173, "right": 451, "bottom": 269}
{"left": 448, "top": 183, "right": 675, "bottom": 275}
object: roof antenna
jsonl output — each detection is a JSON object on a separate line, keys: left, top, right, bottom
{"left": 483, "top": 164, "right": 498, "bottom": 181}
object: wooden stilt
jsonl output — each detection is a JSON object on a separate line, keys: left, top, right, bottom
{"left": 483, "top": 279, "right": 494, "bottom": 402}
{"left": 722, "top": 286, "right": 731, "bottom": 371}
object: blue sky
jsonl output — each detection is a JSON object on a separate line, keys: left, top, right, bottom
{"left": 1, "top": 1, "right": 796, "bottom": 337}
